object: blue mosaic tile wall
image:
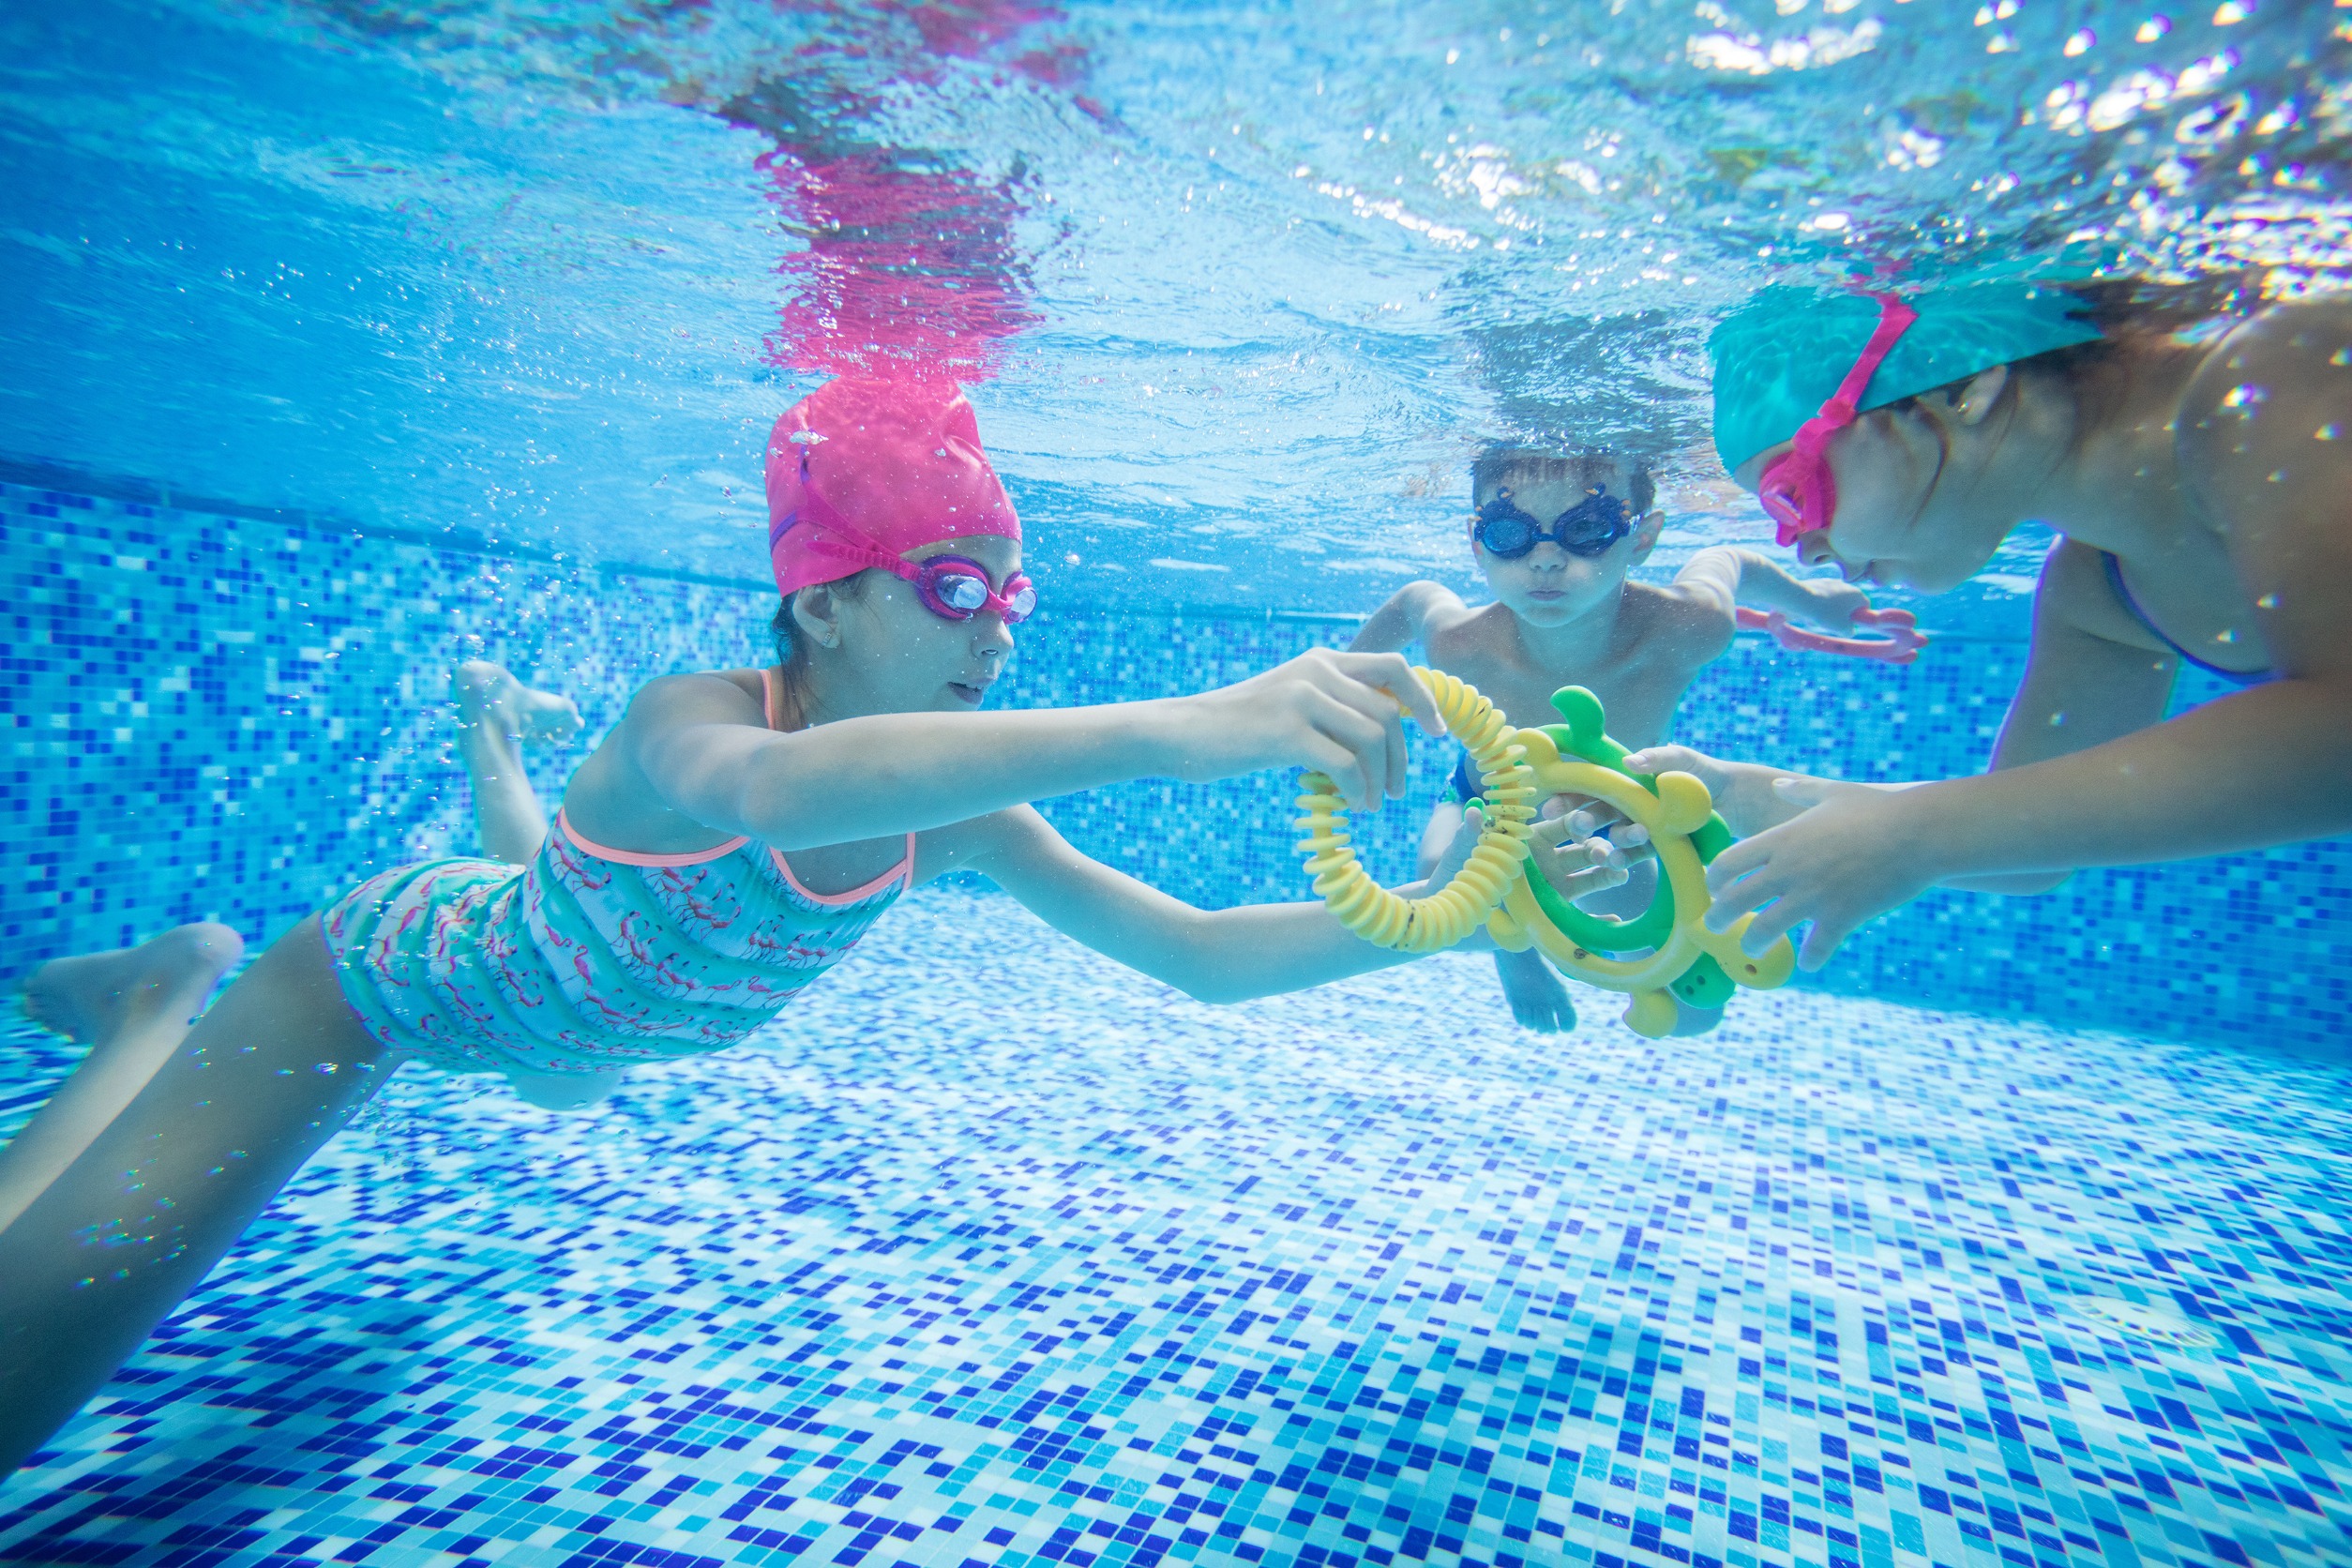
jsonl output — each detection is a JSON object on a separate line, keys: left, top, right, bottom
{"left": 4, "top": 894, "right": 2348, "bottom": 1566}
{"left": 3, "top": 475, "right": 2347, "bottom": 1052}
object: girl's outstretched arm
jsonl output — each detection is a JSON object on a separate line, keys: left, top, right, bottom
{"left": 951, "top": 805, "right": 1624, "bottom": 1003}
{"left": 1698, "top": 676, "right": 2352, "bottom": 968}
{"left": 596, "top": 649, "right": 1442, "bottom": 854}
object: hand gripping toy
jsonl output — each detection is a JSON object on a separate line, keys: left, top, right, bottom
{"left": 1481, "top": 686, "right": 1795, "bottom": 1038}
{"left": 1735, "top": 605, "right": 1926, "bottom": 664}
{"left": 1296, "top": 668, "right": 1538, "bottom": 953}
{"left": 1299, "top": 675, "right": 1795, "bottom": 1037}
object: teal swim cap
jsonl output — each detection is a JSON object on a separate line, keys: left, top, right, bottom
{"left": 1708, "top": 275, "right": 2105, "bottom": 475}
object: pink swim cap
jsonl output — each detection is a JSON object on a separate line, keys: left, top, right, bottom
{"left": 764, "top": 377, "right": 1021, "bottom": 596}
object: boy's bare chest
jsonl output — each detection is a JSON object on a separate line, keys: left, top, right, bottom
{"left": 1425, "top": 635, "right": 1696, "bottom": 751}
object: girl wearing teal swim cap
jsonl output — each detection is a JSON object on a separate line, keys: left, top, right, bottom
{"left": 1616, "top": 276, "right": 2352, "bottom": 971}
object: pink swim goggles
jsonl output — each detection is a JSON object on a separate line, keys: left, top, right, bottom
{"left": 801, "top": 526, "right": 1036, "bottom": 624}
{"left": 901, "top": 555, "right": 1037, "bottom": 623}
{"left": 1756, "top": 292, "right": 1919, "bottom": 547}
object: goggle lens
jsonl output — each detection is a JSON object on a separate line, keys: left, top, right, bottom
{"left": 1475, "top": 491, "right": 1630, "bottom": 560}
{"left": 1756, "top": 453, "right": 1831, "bottom": 547}
{"left": 936, "top": 572, "right": 991, "bottom": 612}
{"left": 914, "top": 558, "right": 1036, "bottom": 624}
{"left": 1479, "top": 513, "right": 1536, "bottom": 557}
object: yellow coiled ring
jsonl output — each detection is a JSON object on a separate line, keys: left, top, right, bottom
{"left": 1296, "top": 668, "right": 1536, "bottom": 953}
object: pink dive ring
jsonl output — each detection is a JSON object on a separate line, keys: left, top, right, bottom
{"left": 1737, "top": 605, "right": 1927, "bottom": 664}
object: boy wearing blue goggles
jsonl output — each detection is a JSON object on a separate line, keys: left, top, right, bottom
{"left": 1352, "top": 446, "right": 1892, "bottom": 1036}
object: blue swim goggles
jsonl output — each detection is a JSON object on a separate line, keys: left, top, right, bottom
{"left": 1471, "top": 487, "right": 1633, "bottom": 559}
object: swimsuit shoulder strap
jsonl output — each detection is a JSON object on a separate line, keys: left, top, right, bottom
{"left": 556, "top": 807, "right": 748, "bottom": 867}
{"left": 761, "top": 665, "right": 784, "bottom": 730}
{"left": 2099, "top": 550, "right": 2274, "bottom": 687}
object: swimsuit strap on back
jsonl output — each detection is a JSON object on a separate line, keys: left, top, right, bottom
{"left": 2099, "top": 550, "right": 2274, "bottom": 687}
{"left": 762, "top": 664, "right": 787, "bottom": 729}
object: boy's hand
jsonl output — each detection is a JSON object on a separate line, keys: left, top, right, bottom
{"left": 1700, "top": 778, "right": 1946, "bottom": 971}
{"left": 1526, "top": 811, "right": 1635, "bottom": 902}
{"left": 1424, "top": 806, "right": 1628, "bottom": 933}
{"left": 1532, "top": 797, "right": 1653, "bottom": 873}
{"left": 1171, "top": 650, "right": 1441, "bottom": 810}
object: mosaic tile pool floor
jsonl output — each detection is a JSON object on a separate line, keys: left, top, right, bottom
{"left": 2, "top": 887, "right": 2347, "bottom": 1568}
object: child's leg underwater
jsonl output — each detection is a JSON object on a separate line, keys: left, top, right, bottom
{"left": 450, "top": 661, "right": 612, "bottom": 1111}
{"left": 1493, "top": 946, "right": 1578, "bottom": 1033}
{"left": 451, "top": 659, "right": 577, "bottom": 865}
{"left": 0, "top": 658, "right": 584, "bottom": 1233}
{"left": 3, "top": 924, "right": 246, "bottom": 1234}
{"left": 0, "top": 915, "right": 390, "bottom": 1476}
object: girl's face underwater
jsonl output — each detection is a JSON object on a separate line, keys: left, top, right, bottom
{"left": 822, "top": 535, "right": 1024, "bottom": 715}
{"left": 1734, "top": 373, "right": 2016, "bottom": 596}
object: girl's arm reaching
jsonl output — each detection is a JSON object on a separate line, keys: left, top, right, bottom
{"left": 582, "top": 649, "right": 1443, "bottom": 853}
{"left": 1349, "top": 582, "right": 1464, "bottom": 656}
{"left": 1673, "top": 546, "right": 1874, "bottom": 630}
{"left": 953, "top": 804, "right": 1625, "bottom": 1003}
{"left": 1695, "top": 676, "right": 2352, "bottom": 968}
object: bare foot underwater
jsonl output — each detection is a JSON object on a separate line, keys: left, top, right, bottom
{"left": 21, "top": 922, "right": 244, "bottom": 1048}
{"left": 2, "top": 923, "right": 248, "bottom": 1239}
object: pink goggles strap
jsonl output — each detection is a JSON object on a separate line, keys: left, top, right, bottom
{"left": 1811, "top": 293, "right": 1918, "bottom": 435}
{"left": 1763, "top": 292, "right": 1919, "bottom": 544}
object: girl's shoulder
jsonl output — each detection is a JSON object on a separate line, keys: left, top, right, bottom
{"left": 2176, "top": 294, "right": 2352, "bottom": 523}
{"left": 624, "top": 668, "right": 771, "bottom": 725}
{"left": 2179, "top": 295, "right": 2352, "bottom": 431}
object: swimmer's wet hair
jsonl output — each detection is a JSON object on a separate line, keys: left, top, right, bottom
{"left": 770, "top": 596, "right": 799, "bottom": 667}
{"left": 1471, "top": 447, "right": 1655, "bottom": 515}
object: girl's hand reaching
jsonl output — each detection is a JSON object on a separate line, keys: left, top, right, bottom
{"left": 1169, "top": 649, "right": 1442, "bottom": 811}
{"left": 1699, "top": 776, "right": 1944, "bottom": 971}
{"left": 1608, "top": 746, "right": 1937, "bottom": 969}
{"left": 1618, "top": 746, "right": 1816, "bottom": 839}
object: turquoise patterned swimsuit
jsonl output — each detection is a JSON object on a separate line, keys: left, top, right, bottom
{"left": 322, "top": 671, "right": 912, "bottom": 1078}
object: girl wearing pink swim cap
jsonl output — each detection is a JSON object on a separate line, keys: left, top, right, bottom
{"left": 0, "top": 377, "right": 1626, "bottom": 1471}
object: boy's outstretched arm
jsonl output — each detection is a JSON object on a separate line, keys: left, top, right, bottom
{"left": 1349, "top": 581, "right": 1463, "bottom": 655}
{"left": 1674, "top": 546, "right": 1872, "bottom": 630}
